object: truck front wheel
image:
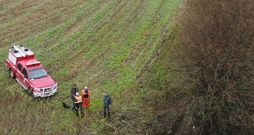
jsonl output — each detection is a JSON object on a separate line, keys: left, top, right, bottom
{"left": 9, "top": 69, "right": 16, "bottom": 79}
{"left": 27, "top": 88, "right": 33, "bottom": 95}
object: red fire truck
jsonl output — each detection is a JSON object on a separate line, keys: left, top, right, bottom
{"left": 6, "top": 44, "right": 57, "bottom": 97}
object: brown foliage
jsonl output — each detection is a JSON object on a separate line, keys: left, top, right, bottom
{"left": 177, "top": 0, "right": 254, "bottom": 134}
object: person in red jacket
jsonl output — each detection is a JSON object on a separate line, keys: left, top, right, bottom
{"left": 81, "top": 86, "right": 91, "bottom": 109}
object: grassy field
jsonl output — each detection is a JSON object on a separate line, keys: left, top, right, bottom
{"left": 0, "top": 0, "right": 182, "bottom": 134}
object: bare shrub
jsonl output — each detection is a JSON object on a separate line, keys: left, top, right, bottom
{"left": 177, "top": 0, "right": 254, "bottom": 134}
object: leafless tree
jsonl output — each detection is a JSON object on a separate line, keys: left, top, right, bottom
{"left": 177, "top": 0, "right": 254, "bottom": 134}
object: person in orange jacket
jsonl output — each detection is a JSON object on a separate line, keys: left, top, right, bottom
{"left": 81, "top": 86, "right": 91, "bottom": 109}
{"left": 74, "top": 92, "right": 83, "bottom": 116}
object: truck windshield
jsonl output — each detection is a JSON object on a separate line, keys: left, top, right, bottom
{"left": 29, "top": 68, "right": 48, "bottom": 79}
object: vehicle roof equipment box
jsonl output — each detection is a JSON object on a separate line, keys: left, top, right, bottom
{"left": 8, "top": 44, "right": 35, "bottom": 65}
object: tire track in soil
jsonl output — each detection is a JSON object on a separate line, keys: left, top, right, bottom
{"left": 47, "top": 0, "right": 132, "bottom": 83}
{"left": 47, "top": 0, "right": 130, "bottom": 70}
{"left": 56, "top": 0, "right": 148, "bottom": 86}
{"left": 85, "top": 0, "right": 130, "bottom": 40}
{"left": 37, "top": 2, "right": 115, "bottom": 75}
{"left": 81, "top": 0, "right": 147, "bottom": 67}
{"left": 82, "top": 0, "right": 146, "bottom": 65}
{"left": 0, "top": 0, "right": 80, "bottom": 38}
{"left": 47, "top": 0, "right": 125, "bottom": 50}
{"left": 91, "top": 0, "right": 125, "bottom": 31}
{"left": 68, "top": 0, "right": 134, "bottom": 53}
{"left": 0, "top": 3, "right": 83, "bottom": 49}
{"left": 0, "top": 0, "right": 15, "bottom": 6}
{"left": 0, "top": 1, "right": 52, "bottom": 27}
{"left": 0, "top": 0, "right": 41, "bottom": 22}
{"left": 115, "top": 0, "right": 146, "bottom": 45}
{"left": 87, "top": 0, "right": 164, "bottom": 87}
{"left": 61, "top": 0, "right": 110, "bottom": 42}
{"left": 136, "top": 0, "right": 176, "bottom": 78}
{"left": 0, "top": 1, "right": 83, "bottom": 47}
{"left": 27, "top": 0, "right": 109, "bottom": 51}
{"left": 0, "top": 0, "right": 37, "bottom": 15}
{"left": 0, "top": 0, "right": 57, "bottom": 30}
{"left": 44, "top": 0, "right": 126, "bottom": 70}
{"left": 93, "top": 0, "right": 145, "bottom": 44}
{"left": 41, "top": 0, "right": 116, "bottom": 61}
{"left": 21, "top": 0, "right": 87, "bottom": 48}
{"left": 124, "top": 0, "right": 166, "bottom": 68}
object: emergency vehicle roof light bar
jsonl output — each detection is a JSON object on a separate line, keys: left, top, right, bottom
{"left": 26, "top": 61, "right": 40, "bottom": 66}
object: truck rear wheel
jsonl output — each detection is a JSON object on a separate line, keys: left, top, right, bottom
{"left": 9, "top": 69, "right": 16, "bottom": 79}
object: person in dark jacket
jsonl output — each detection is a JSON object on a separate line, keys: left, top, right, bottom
{"left": 103, "top": 91, "right": 112, "bottom": 119}
{"left": 71, "top": 84, "right": 79, "bottom": 110}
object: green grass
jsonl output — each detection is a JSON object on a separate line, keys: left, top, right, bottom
{"left": 0, "top": 0, "right": 182, "bottom": 134}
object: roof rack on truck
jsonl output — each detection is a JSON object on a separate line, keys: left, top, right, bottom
{"left": 10, "top": 44, "right": 34, "bottom": 56}
{"left": 8, "top": 44, "right": 35, "bottom": 65}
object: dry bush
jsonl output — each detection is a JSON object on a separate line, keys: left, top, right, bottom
{"left": 177, "top": 0, "right": 254, "bottom": 134}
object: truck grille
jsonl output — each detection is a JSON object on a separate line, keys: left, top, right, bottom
{"left": 44, "top": 88, "right": 52, "bottom": 92}
{"left": 39, "top": 87, "right": 52, "bottom": 93}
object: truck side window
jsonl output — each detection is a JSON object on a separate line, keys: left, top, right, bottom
{"left": 22, "top": 68, "right": 28, "bottom": 78}
{"left": 17, "top": 63, "right": 23, "bottom": 71}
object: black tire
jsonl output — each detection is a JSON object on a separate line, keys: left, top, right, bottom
{"left": 27, "top": 88, "right": 33, "bottom": 95}
{"left": 9, "top": 69, "right": 16, "bottom": 79}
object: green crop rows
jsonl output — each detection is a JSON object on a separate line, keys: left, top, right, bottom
{"left": 0, "top": 0, "right": 181, "bottom": 134}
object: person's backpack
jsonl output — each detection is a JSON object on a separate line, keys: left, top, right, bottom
{"left": 83, "top": 89, "right": 89, "bottom": 98}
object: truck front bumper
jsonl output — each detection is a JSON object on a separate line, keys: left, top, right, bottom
{"left": 33, "top": 88, "right": 57, "bottom": 98}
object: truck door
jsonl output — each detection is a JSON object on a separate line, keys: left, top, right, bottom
{"left": 16, "top": 63, "right": 24, "bottom": 86}
{"left": 21, "top": 68, "right": 29, "bottom": 89}
{"left": 15, "top": 63, "right": 28, "bottom": 89}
